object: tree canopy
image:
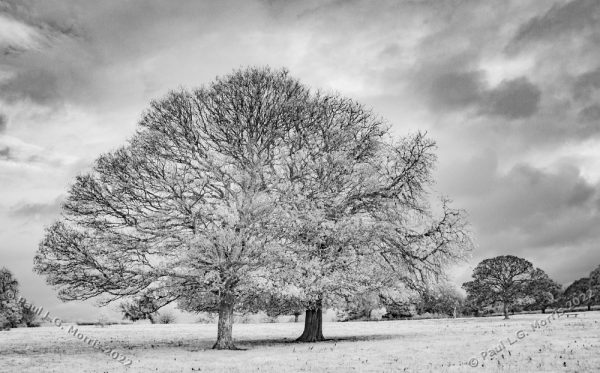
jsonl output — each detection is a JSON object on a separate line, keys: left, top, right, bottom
{"left": 462, "top": 255, "right": 543, "bottom": 319}
{"left": 563, "top": 277, "right": 593, "bottom": 311}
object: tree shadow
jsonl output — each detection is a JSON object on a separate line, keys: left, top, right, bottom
{"left": 233, "top": 333, "right": 405, "bottom": 349}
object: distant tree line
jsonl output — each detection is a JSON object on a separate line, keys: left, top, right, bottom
{"left": 336, "top": 256, "right": 600, "bottom": 321}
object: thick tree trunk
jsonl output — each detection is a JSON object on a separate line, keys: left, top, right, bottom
{"left": 296, "top": 305, "right": 324, "bottom": 342}
{"left": 213, "top": 297, "right": 236, "bottom": 350}
{"left": 503, "top": 303, "right": 509, "bottom": 319}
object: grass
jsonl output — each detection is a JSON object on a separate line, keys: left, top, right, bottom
{"left": 1, "top": 311, "right": 600, "bottom": 372}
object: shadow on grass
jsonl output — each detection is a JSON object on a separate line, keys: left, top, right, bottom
{"left": 230, "top": 333, "right": 406, "bottom": 349}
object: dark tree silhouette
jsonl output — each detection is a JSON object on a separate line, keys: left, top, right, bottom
{"left": 463, "top": 255, "right": 538, "bottom": 319}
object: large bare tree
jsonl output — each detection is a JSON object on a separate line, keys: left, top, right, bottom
{"left": 35, "top": 67, "right": 318, "bottom": 349}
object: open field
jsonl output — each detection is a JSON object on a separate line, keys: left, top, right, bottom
{"left": 1, "top": 312, "right": 600, "bottom": 373}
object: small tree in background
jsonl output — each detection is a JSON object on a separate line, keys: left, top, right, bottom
{"left": 463, "top": 255, "right": 538, "bottom": 319}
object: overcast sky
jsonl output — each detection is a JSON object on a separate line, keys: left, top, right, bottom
{"left": 1, "top": 0, "right": 600, "bottom": 320}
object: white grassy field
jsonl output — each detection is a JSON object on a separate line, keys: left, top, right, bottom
{"left": 1, "top": 312, "right": 599, "bottom": 372}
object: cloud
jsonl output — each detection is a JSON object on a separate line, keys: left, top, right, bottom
{"left": 418, "top": 67, "right": 541, "bottom": 120}
{"left": 428, "top": 71, "right": 485, "bottom": 111}
{"left": 9, "top": 196, "right": 63, "bottom": 220}
{"left": 0, "top": 134, "right": 77, "bottom": 166}
{"left": 0, "top": 0, "right": 281, "bottom": 107}
{"left": 446, "top": 160, "right": 600, "bottom": 284}
{"left": 0, "top": 12, "right": 39, "bottom": 52}
{"left": 578, "top": 104, "right": 600, "bottom": 123}
{"left": 0, "top": 3, "right": 84, "bottom": 105}
{"left": 437, "top": 148, "right": 498, "bottom": 198}
{"left": 460, "top": 162, "right": 600, "bottom": 278}
{"left": 482, "top": 77, "right": 541, "bottom": 119}
{"left": 0, "top": 145, "right": 10, "bottom": 159}
{"left": 0, "top": 113, "right": 6, "bottom": 132}
{"left": 509, "top": 0, "right": 600, "bottom": 51}
{"left": 573, "top": 66, "right": 600, "bottom": 101}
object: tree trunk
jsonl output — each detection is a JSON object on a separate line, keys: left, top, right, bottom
{"left": 503, "top": 303, "right": 509, "bottom": 319}
{"left": 296, "top": 305, "right": 324, "bottom": 342}
{"left": 213, "top": 297, "right": 236, "bottom": 350}
{"left": 541, "top": 307, "right": 546, "bottom": 314}
{"left": 294, "top": 312, "right": 300, "bottom": 323}
{"left": 588, "top": 303, "right": 591, "bottom": 311}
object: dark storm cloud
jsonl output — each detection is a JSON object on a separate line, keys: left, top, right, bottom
{"left": 509, "top": 0, "right": 600, "bottom": 51}
{"left": 482, "top": 78, "right": 541, "bottom": 119}
{"left": 0, "top": 113, "right": 6, "bottom": 132}
{"left": 0, "top": 63, "right": 63, "bottom": 104}
{"left": 578, "top": 104, "right": 600, "bottom": 123}
{"left": 468, "top": 163, "right": 600, "bottom": 246}
{"left": 0, "top": 146, "right": 10, "bottom": 159}
{"left": 420, "top": 67, "right": 541, "bottom": 120}
{"left": 413, "top": 53, "right": 485, "bottom": 113}
{"left": 428, "top": 71, "right": 485, "bottom": 111}
{"left": 573, "top": 66, "right": 600, "bottom": 101}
